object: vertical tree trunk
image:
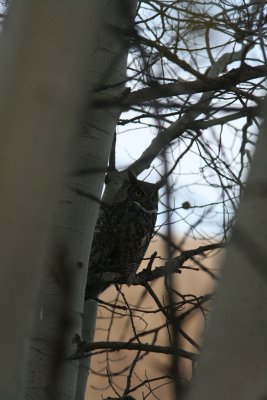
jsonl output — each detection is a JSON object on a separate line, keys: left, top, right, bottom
{"left": 75, "top": 3, "right": 137, "bottom": 398}
{"left": 0, "top": 1, "right": 98, "bottom": 400}
{"left": 75, "top": 300, "right": 98, "bottom": 400}
{"left": 23, "top": 2, "right": 137, "bottom": 400}
{"left": 185, "top": 105, "right": 267, "bottom": 399}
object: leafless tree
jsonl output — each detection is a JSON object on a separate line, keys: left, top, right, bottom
{"left": 80, "top": 1, "right": 267, "bottom": 399}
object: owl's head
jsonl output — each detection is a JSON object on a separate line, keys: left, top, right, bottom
{"left": 127, "top": 172, "right": 158, "bottom": 213}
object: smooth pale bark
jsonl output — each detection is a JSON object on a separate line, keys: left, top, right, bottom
{"left": 185, "top": 110, "right": 267, "bottom": 399}
{"left": 76, "top": 3, "right": 137, "bottom": 399}
{"left": 0, "top": 1, "right": 99, "bottom": 400}
{"left": 23, "top": 2, "right": 137, "bottom": 400}
{"left": 75, "top": 300, "right": 98, "bottom": 400}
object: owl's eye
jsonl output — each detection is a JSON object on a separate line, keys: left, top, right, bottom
{"left": 135, "top": 189, "right": 144, "bottom": 196}
{"left": 151, "top": 192, "right": 157, "bottom": 200}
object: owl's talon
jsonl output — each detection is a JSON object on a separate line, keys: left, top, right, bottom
{"left": 126, "top": 274, "right": 136, "bottom": 286}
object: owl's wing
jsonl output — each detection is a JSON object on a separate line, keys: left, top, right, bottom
{"left": 88, "top": 202, "right": 125, "bottom": 272}
{"left": 129, "top": 212, "right": 157, "bottom": 268}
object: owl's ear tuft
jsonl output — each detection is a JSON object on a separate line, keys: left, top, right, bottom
{"left": 127, "top": 170, "right": 138, "bottom": 184}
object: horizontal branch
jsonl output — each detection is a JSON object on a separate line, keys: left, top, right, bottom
{"left": 72, "top": 336, "right": 198, "bottom": 362}
{"left": 87, "top": 242, "right": 225, "bottom": 290}
{"left": 123, "top": 65, "right": 267, "bottom": 107}
{"left": 189, "top": 106, "right": 260, "bottom": 130}
{"left": 94, "top": 65, "right": 267, "bottom": 110}
{"left": 169, "top": 242, "right": 225, "bottom": 266}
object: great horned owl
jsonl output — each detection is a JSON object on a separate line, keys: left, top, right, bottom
{"left": 85, "top": 172, "right": 158, "bottom": 299}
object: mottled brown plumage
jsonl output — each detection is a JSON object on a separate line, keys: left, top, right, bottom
{"left": 85, "top": 172, "right": 158, "bottom": 298}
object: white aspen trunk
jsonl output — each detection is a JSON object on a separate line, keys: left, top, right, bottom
{"left": 75, "top": 300, "right": 98, "bottom": 400}
{"left": 75, "top": 3, "right": 138, "bottom": 399}
{"left": 23, "top": 2, "right": 137, "bottom": 400}
{"left": 185, "top": 107, "right": 267, "bottom": 399}
{"left": 0, "top": 1, "right": 98, "bottom": 400}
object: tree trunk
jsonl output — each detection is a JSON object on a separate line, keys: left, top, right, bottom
{"left": 185, "top": 104, "right": 267, "bottom": 399}
{"left": 23, "top": 2, "right": 137, "bottom": 400}
{"left": 75, "top": 3, "right": 137, "bottom": 399}
{"left": 0, "top": 1, "right": 98, "bottom": 400}
{"left": 75, "top": 300, "right": 98, "bottom": 400}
